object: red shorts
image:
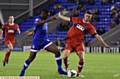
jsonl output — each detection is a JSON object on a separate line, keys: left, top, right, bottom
{"left": 5, "top": 39, "right": 15, "bottom": 47}
{"left": 64, "top": 38, "right": 85, "bottom": 53}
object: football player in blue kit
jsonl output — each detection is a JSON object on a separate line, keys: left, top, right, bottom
{"left": 20, "top": 10, "right": 67, "bottom": 76}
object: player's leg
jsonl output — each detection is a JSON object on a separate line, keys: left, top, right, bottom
{"left": 63, "top": 49, "right": 71, "bottom": 71}
{"left": 76, "top": 51, "right": 85, "bottom": 76}
{"left": 44, "top": 42, "right": 67, "bottom": 75}
{"left": 20, "top": 51, "right": 37, "bottom": 76}
{"left": 3, "top": 41, "right": 13, "bottom": 66}
{"left": 20, "top": 40, "right": 39, "bottom": 76}
{"left": 63, "top": 40, "right": 72, "bottom": 71}
{"left": 75, "top": 43, "right": 85, "bottom": 76}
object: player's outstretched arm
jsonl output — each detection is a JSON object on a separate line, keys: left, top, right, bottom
{"left": 22, "top": 28, "right": 34, "bottom": 36}
{"left": 45, "top": 16, "right": 57, "bottom": 23}
{"left": 58, "top": 12, "right": 70, "bottom": 21}
{"left": 24, "top": 31, "right": 33, "bottom": 36}
{"left": 95, "top": 34, "right": 110, "bottom": 48}
{"left": 35, "top": 16, "right": 57, "bottom": 25}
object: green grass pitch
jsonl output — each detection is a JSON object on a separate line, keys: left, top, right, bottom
{"left": 0, "top": 51, "right": 120, "bottom": 79}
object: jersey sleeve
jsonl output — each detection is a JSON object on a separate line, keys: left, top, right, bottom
{"left": 87, "top": 24, "right": 97, "bottom": 36}
{"left": 70, "top": 17, "right": 80, "bottom": 23}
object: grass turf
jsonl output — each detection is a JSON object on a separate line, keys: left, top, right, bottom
{"left": 0, "top": 51, "right": 120, "bottom": 79}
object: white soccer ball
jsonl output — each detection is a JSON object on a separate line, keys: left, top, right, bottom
{"left": 67, "top": 70, "right": 77, "bottom": 78}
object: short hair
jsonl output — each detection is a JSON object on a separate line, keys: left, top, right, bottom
{"left": 9, "top": 16, "right": 14, "bottom": 18}
{"left": 85, "top": 10, "right": 93, "bottom": 14}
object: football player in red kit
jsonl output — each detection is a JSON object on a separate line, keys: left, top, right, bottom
{"left": 2, "top": 16, "right": 20, "bottom": 66}
{"left": 58, "top": 10, "right": 110, "bottom": 77}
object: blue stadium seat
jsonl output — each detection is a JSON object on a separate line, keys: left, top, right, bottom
{"left": 19, "top": 0, "right": 119, "bottom": 45}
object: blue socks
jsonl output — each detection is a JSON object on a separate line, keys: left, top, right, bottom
{"left": 20, "top": 59, "right": 30, "bottom": 76}
{"left": 55, "top": 56, "right": 62, "bottom": 70}
{"left": 55, "top": 56, "right": 67, "bottom": 75}
{"left": 20, "top": 56, "right": 67, "bottom": 76}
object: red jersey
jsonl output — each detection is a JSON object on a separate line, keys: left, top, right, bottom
{"left": 67, "top": 17, "right": 97, "bottom": 42}
{"left": 3, "top": 23, "right": 19, "bottom": 41}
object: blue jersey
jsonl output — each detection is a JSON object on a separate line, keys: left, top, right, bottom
{"left": 33, "top": 17, "right": 48, "bottom": 41}
{"left": 30, "top": 17, "right": 52, "bottom": 52}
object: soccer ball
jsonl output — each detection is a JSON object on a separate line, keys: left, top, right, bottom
{"left": 67, "top": 70, "right": 77, "bottom": 78}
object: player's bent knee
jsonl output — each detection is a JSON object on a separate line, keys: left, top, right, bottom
{"left": 9, "top": 46, "right": 13, "bottom": 50}
{"left": 54, "top": 51, "right": 61, "bottom": 57}
{"left": 45, "top": 43, "right": 60, "bottom": 55}
{"left": 77, "top": 51, "right": 85, "bottom": 58}
{"left": 63, "top": 50, "right": 71, "bottom": 58}
{"left": 8, "top": 44, "right": 13, "bottom": 50}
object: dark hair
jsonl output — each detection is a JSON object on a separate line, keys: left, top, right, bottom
{"left": 41, "top": 9, "right": 49, "bottom": 14}
{"left": 85, "top": 10, "right": 93, "bottom": 14}
{"left": 40, "top": 9, "right": 49, "bottom": 20}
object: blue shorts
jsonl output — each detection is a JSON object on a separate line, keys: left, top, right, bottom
{"left": 30, "top": 39, "right": 53, "bottom": 52}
